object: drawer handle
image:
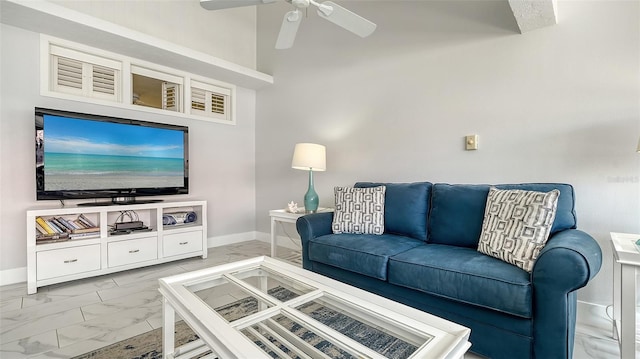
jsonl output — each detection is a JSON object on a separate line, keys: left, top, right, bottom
{"left": 64, "top": 259, "right": 78, "bottom": 264}
{"left": 129, "top": 249, "right": 140, "bottom": 253}
{"left": 179, "top": 241, "right": 188, "bottom": 245}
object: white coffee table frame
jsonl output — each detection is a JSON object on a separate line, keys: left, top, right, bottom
{"left": 159, "top": 256, "right": 471, "bottom": 359}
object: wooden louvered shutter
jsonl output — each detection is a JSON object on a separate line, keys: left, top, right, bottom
{"left": 50, "top": 45, "right": 120, "bottom": 102}
{"left": 54, "top": 57, "right": 83, "bottom": 95}
{"left": 190, "top": 80, "right": 232, "bottom": 122}
{"left": 162, "top": 82, "right": 179, "bottom": 111}
{"left": 92, "top": 65, "right": 116, "bottom": 97}
{"left": 211, "top": 93, "right": 225, "bottom": 115}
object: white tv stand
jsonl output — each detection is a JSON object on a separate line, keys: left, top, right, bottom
{"left": 26, "top": 200, "right": 207, "bottom": 294}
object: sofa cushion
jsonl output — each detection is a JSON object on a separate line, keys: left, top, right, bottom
{"left": 332, "top": 186, "right": 386, "bottom": 235}
{"left": 477, "top": 187, "right": 560, "bottom": 272}
{"left": 308, "top": 233, "right": 424, "bottom": 280}
{"left": 429, "top": 183, "right": 576, "bottom": 248}
{"left": 355, "top": 182, "right": 431, "bottom": 241}
{"left": 388, "top": 244, "right": 532, "bottom": 318}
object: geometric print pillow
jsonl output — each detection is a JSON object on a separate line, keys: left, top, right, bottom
{"left": 332, "top": 186, "right": 386, "bottom": 235}
{"left": 477, "top": 187, "right": 560, "bottom": 272}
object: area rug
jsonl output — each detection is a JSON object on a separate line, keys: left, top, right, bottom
{"left": 73, "top": 287, "right": 417, "bottom": 359}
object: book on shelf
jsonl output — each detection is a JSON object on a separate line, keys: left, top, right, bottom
{"left": 36, "top": 232, "right": 70, "bottom": 243}
{"left": 72, "top": 227, "right": 100, "bottom": 234}
{"left": 35, "top": 221, "right": 49, "bottom": 235}
{"left": 77, "top": 214, "right": 97, "bottom": 228}
{"left": 73, "top": 219, "right": 88, "bottom": 229}
{"left": 50, "top": 217, "right": 69, "bottom": 232}
{"left": 35, "top": 217, "right": 55, "bottom": 234}
{"left": 35, "top": 215, "right": 100, "bottom": 238}
{"left": 69, "top": 232, "right": 100, "bottom": 240}
{"left": 57, "top": 217, "right": 78, "bottom": 231}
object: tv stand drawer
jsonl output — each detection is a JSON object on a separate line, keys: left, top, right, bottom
{"left": 108, "top": 236, "right": 158, "bottom": 268}
{"left": 37, "top": 244, "right": 101, "bottom": 280}
{"left": 163, "top": 231, "right": 203, "bottom": 257}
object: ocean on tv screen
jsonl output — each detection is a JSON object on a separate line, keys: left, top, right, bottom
{"left": 41, "top": 114, "right": 185, "bottom": 191}
{"left": 43, "top": 153, "right": 184, "bottom": 191}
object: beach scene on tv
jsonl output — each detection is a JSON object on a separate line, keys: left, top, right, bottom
{"left": 42, "top": 115, "right": 186, "bottom": 191}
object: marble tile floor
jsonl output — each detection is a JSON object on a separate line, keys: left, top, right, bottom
{"left": 0, "top": 240, "right": 630, "bottom": 359}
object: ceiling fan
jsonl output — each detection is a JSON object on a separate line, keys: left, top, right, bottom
{"left": 200, "top": 0, "right": 377, "bottom": 49}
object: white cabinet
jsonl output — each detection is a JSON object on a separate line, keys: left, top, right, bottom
{"left": 164, "top": 231, "right": 203, "bottom": 257}
{"left": 27, "top": 200, "right": 207, "bottom": 294}
{"left": 108, "top": 236, "right": 158, "bottom": 268}
{"left": 37, "top": 244, "right": 101, "bottom": 280}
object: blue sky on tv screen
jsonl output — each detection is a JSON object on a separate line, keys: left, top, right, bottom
{"left": 44, "top": 115, "right": 184, "bottom": 159}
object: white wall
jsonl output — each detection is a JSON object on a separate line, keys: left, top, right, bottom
{"left": 255, "top": 0, "right": 640, "bottom": 306}
{"left": 0, "top": 23, "right": 257, "bottom": 280}
{"left": 50, "top": 0, "right": 258, "bottom": 70}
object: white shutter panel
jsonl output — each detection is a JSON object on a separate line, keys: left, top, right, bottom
{"left": 211, "top": 93, "right": 226, "bottom": 115}
{"left": 49, "top": 45, "right": 120, "bottom": 102}
{"left": 190, "top": 80, "right": 232, "bottom": 121}
{"left": 53, "top": 56, "right": 83, "bottom": 95}
{"left": 191, "top": 88, "right": 206, "bottom": 112}
{"left": 92, "top": 65, "right": 115, "bottom": 95}
{"left": 162, "top": 82, "right": 179, "bottom": 111}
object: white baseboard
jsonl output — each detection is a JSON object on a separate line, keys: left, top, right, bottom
{"left": 255, "top": 231, "right": 302, "bottom": 251}
{"left": 576, "top": 300, "right": 614, "bottom": 339}
{"left": 0, "top": 267, "right": 27, "bottom": 287}
{"left": 208, "top": 231, "right": 259, "bottom": 248}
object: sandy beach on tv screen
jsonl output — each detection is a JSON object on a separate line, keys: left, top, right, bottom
{"left": 45, "top": 174, "right": 183, "bottom": 190}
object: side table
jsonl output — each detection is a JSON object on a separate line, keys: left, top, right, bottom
{"left": 269, "top": 208, "right": 333, "bottom": 258}
{"left": 610, "top": 232, "right": 640, "bottom": 359}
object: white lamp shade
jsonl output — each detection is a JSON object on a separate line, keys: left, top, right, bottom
{"left": 292, "top": 143, "right": 326, "bottom": 171}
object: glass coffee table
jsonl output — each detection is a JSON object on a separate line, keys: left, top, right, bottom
{"left": 159, "top": 256, "right": 470, "bottom": 359}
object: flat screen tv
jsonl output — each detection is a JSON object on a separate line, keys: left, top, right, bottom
{"left": 35, "top": 107, "right": 189, "bottom": 205}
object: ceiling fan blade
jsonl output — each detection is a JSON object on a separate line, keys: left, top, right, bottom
{"left": 200, "top": 0, "right": 277, "bottom": 11}
{"left": 275, "top": 10, "right": 303, "bottom": 49}
{"left": 316, "top": 1, "right": 376, "bottom": 38}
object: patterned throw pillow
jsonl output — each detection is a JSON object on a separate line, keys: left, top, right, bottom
{"left": 477, "top": 187, "right": 560, "bottom": 272}
{"left": 332, "top": 186, "right": 386, "bottom": 235}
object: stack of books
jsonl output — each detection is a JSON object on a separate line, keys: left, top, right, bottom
{"left": 36, "top": 214, "right": 100, "bottom": 243}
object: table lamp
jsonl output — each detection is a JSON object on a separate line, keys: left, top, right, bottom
{"left": 292, "top": 143, "right": 326, "bottom": 213}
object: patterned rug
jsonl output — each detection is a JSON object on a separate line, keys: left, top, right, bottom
{"left": 73, "top": 287, "right": 417, "bottom": 359}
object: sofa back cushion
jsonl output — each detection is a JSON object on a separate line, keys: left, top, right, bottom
{"left": 429, "top": 183, "right": 577, "bottom": 248}
{"left": 355, "top": 182, "right": 432, "bottom": 241}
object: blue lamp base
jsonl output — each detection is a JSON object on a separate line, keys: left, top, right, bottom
{"left": 304, "top": 169, "right": 319, "bottom": 213}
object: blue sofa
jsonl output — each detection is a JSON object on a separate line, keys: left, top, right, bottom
{"left": 296, "top": 182, "right": 602, "bottom": 359}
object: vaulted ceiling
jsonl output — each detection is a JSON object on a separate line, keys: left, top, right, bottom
{"left": 0, "top": 0, "right": 557, "bottom": 89}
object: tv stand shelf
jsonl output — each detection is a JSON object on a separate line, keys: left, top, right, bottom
{"left": 26, "top": 200, "right": 207, "bottom": 294}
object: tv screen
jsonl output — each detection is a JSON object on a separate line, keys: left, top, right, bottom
{"left": 35, "top": 108, "right": 189, "bottom": 204}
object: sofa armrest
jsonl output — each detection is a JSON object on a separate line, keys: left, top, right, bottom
{"left": 296, "top": 212, "right": 334, "bottom": 270}
{"left": 533, "top": 229, "right": 602, "bottom": 289}
{"left": 531, "top": 229, "right": 602, "bottom": 358}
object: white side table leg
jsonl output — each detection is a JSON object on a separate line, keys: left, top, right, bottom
{"left": 270, "top": 216, "right": 277, "bottom": 258}
{"left": 613, "top": 257, "right": 621, "bottom": 340}
{"left": 620, "top": 264, "right": 637, "bottom": 359}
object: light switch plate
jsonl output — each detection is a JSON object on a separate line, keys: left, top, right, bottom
{"left": 465, "top": 135, "right": 478, "bottom": 150}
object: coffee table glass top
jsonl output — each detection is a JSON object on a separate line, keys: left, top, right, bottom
{"left": 186, "top": 266, "right": 432, "bottom": 358}
{"left": 160, "top": 257, "right": 470, "bottom": 359}
{"left": 186, "top": 266, "right": 316, "bottom": 323}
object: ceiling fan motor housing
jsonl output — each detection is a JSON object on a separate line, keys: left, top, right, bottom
{"left": 291, "top": 0, "right": 310, "bottom": 8}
